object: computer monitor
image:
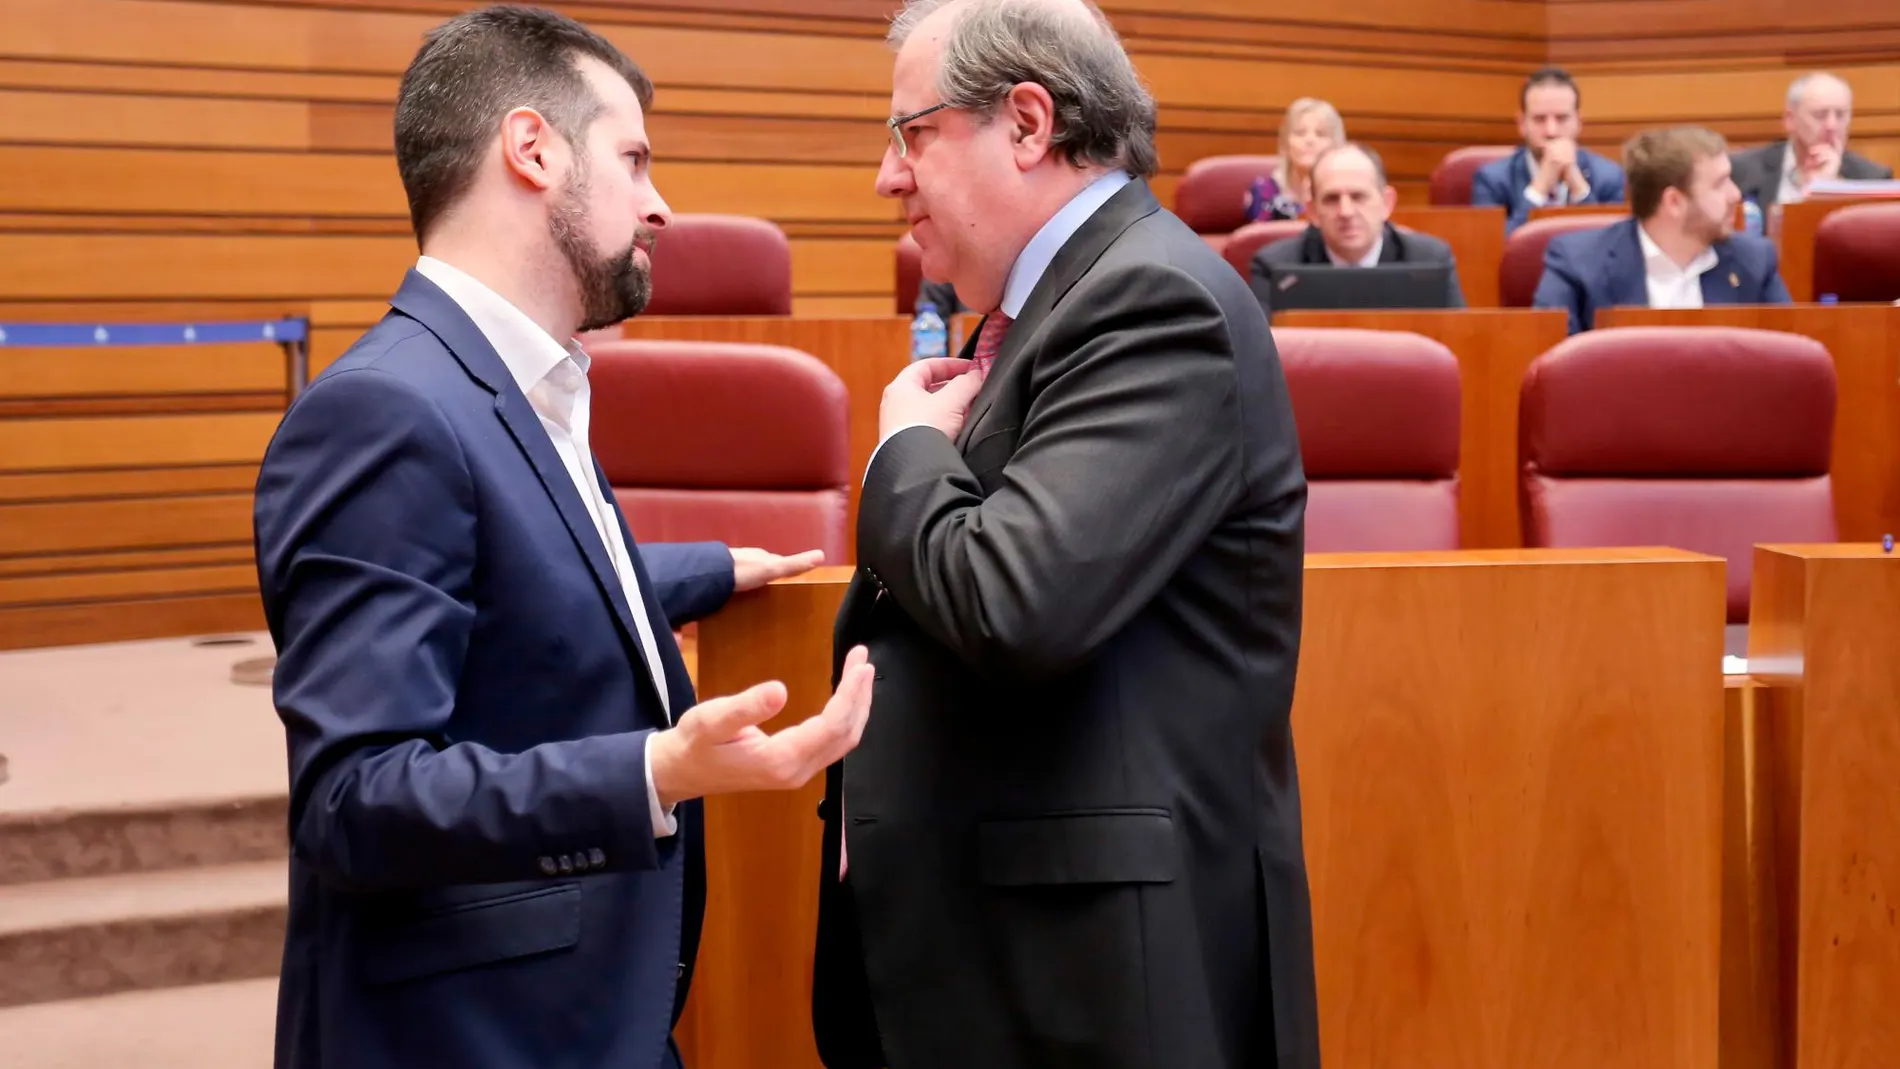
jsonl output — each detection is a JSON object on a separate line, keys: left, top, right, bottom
{"left": 1259, "top": 262, "right": 1456, "bottom": 317}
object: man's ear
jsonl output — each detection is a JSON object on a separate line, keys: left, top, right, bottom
{"left": 1381, "top": 185, "right": 1399, "bottom": 214}
{"left": 1003, "top": 82, "right": 1059, "bottom": 169}
{"left": 499, "top": 106, "right": 564, "bottom": 192}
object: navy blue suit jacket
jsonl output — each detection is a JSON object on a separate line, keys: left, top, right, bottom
{"left": 1532, "top": 217, "right": 1793, "bottom": 334}
{"left": 1471, "top": 145, "right": 1627, "bottom": 232}
{"left": 254, "top": 270, "right": 732, "bottom": 1069}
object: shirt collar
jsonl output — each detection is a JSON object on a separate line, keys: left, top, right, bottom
{"left": 1636, "top": 222, "right": 1719, "bottom": 276}
{"left": 414, "top": 255, "right": 585, "bottom": 397}
{"left": 998, "top": 170, "right": 1134, "bottom": 318}
{"left": 1326, "top": 232, "right": 1384, "bottom": 268}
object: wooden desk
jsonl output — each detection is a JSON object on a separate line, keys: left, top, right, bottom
{"left": 677, "top": 548, "right": 1726, "bottom": 1069}
{"left": 1300, "top": 547, "right": 1724, "bottom": 1069}
{"left": 619, "top": 317, "right": 911, "bottom": 559}
{"left": 1272, "top": 309, "right": 1571, "bottom": 548}
{"left": 1748, "top": 543, "right": 1900, "bottom": 1069}
{"left": 1773, "top": 197, "right": 1893, "bottom": 302}
{"left": 1595, "top": 305, "right": 1900, "bottom": 543}
{"left": 675, "top": 566, "right": 854, "bottom": 1069}
{"left": 1525, "top": 205, "right": 1627, "bottom": 225}
{"left": 1389, "top": 206, "right": 1506, "bottom": 307}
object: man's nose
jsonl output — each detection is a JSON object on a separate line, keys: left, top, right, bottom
{"left": 875, "top": 147, "right": 912, "bottom": 199}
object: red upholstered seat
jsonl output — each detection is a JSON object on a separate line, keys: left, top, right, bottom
{"left": 1813, "top": 202, "right": 1900, "bottom": 303}
{"left": 895, "top": 230, "right": 923, "bottom": 315}
{"left": 1221, "top": 219, "right": 1310, "bottom": 279}
{"left": 1429, "top": 146, "right": 1514, "bottom": 206}
{"left": 1519, "top": 327, "right": 1838, "bottom": 622}
{"left": 1175, "top": 155, "right": 1281, "bottom": 253}
{"left": 1499, "top": 213, "right": 1622, "bottom": 307}
{"left": 1274, "top": 328, "right": 1462, "bottom": 551}
{"left": 644, "top": 213, "right": 792, "bottom": 316}
{"left": 586, "top": 340, "right": 851, "bottom": 562}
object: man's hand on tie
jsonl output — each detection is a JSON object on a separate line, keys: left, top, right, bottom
{"left": 879, "top": 357, "right": 982, "bottom": 443}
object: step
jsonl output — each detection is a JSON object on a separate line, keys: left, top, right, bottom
{"left": 0, "top": 978, "right": 277, "bottom": 1069}
{"left": 0, "top": 860, "right": 286, "bottom": 1008}
{"left": 0, "top": 796, "right": 288, "bottom": 887}
{"left": 0, "top": 631, "right": 290, "bottom": 885}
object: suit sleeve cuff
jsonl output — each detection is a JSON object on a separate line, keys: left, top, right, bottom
{"left": 863, "top": 423, "right": 938, "bottom": 487}
{"left": 645, "top": 740, "right": 678, "bottom": 838}
{"left": 1522, "top": 183, "right": 1550, "bottom": 207}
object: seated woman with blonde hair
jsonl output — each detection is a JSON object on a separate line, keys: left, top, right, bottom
{"left": 1246, "top": 97, "right": 1346, "bottom": 221}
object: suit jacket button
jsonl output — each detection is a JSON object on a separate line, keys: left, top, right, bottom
{"left": 677, "top": 962, "right": 687, "bottom": 979}
{"left": 558, "top": 855, "right": 574, "bottom": 874}
{"left": 589, "top": 847, "right": 606, "bottom": 867}
{"left": 539, "top": 856, "right": 557, "bottom": 876}
{"left": 817, "top": 798, "right": 833, "bottom": 820}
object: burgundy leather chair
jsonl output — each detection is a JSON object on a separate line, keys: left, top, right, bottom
{"left": 1429, "top": 146, "right": 1515, "bottom": 206}
{"left": 1175, "top": 155, "right": 1280, "bottom": 253}
{"left": 586, "top": 340, "right": 851, "bottom": 562}
{"left": 1275, "top": 328, "right": 1462, "bottom": 551}
{"left": 644, "top": 213, "right": 793, "bottom": 316}
{"left": 1813, "top": 202, "right": 1900, "bottom": 303}
{"left": 1221, "top": 219, "right": 1310, "bottom": 279}
{"left": 1519, "top": 326, "right": 1838, "bottom": 622}
{"left": 895, "top": 231, "right": 924, "bottom": 315}
{"left": 1499, "top": 213, "right": 1622, "bottom": 307}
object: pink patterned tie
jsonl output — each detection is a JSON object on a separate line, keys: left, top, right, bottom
{"left": 972, "top": 311, "right": 1013, "bottom": 376}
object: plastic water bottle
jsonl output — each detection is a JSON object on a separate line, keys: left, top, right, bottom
{"left": 910, "top": 301, "right": 947, "bottom": 362}
{"left": 1741, "top": 199, "right": 1764, "bottom": 236}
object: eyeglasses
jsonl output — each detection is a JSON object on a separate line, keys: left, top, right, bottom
{"left": 887, "top": 102, "right": 951, "bottom": 159}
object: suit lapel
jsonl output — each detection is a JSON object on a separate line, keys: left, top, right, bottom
{"left": 956, "top": 179, "right": 1161, "bottom": 450}
{"left": 1702, "top": 243, "right": 1745, "bottom": 305}
{"left": 1603, "top": 221, "right": 1650, "bottom": 308}
{"left": 389, "top": 270, "right": 663, "bottom": 709}
{"left": 1376, "top": 223, "right": 1403, "bottom": 264}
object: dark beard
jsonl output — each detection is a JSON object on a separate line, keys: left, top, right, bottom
{"left": 549, "top": 177, "right": 653, "bottom": 333}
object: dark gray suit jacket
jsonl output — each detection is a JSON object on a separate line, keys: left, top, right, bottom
{"left": 1249, "top": 221, "right": 1465, "bottom": 314}
{"left": 813, "top": 179, "right": 1319, "bottom": 1069}
{"left": 1730, "top": 140, "right": 1893, "bottom": 207}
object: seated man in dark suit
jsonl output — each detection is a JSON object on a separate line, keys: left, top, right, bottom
{"left": 1250, "top": 142, "right": 1465, "bottom": 312}
{"left": 1472, "top": 67, "right": 1626, "bottom": 232}
{"left": 1730, "top": 71, "right": 1894, "bottom": 209}
{"left": 1535, "top": 126, "right": 1791, "bottom": 335}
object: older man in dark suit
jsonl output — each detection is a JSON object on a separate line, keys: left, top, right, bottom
{"left": 810, "top": 1, "right": 1319, "bottom": 1068}
{"left": 1730, "top": 71, "right": 1893, "bottom": 209}
{"left": 1250, "top": 141, "right": 1466, "bottom": 312}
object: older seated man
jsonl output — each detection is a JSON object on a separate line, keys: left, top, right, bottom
{"left": 1249, "top": 142, "right": 1465, "bottom": 313}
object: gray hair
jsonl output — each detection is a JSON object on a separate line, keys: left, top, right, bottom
{"left": 1786, "top": 71, "right": 1852, "bottom": 110}
{"left": 888, "top": 0, "right": 1158, "bottom": 177}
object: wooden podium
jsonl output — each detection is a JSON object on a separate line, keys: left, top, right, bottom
{"left": 1297, "top": 547, "right": 1724, "bottom": 1069}
{"left": 675, "top": 548, "right": 1727, "bottom": 1069}
{"left": 1747, "top": 544, "right": 1900, "bottom": 1069}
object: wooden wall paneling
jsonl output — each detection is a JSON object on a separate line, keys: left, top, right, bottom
{"left": 0, "top": 592, "right": 263, "bottom": 651}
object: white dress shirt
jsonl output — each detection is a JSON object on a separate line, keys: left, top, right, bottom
{"left": 1325, "top": 235, "right": 1383, "bottom": 267}
{"left": 1635, "top": 223, "right": 1719, "bottom": 310}
{"left": 1776, "top": 147, "right": 1808, "bottom": 206}
{"left": 414, "top": 255, "right": 679, "bottom": 838}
